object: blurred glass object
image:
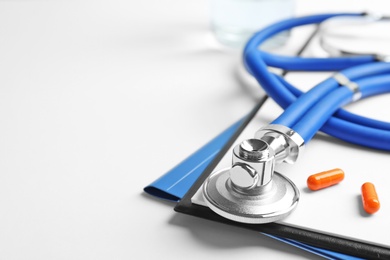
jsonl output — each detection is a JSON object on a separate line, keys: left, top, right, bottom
{"left": 210, "top": 0, "right": 295, "bottom": 49}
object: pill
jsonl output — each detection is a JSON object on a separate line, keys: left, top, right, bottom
{"left": 361, "top": 182, "right": 380, "bottom": 214}
{"left": 307, "top": 168, "right": 344, "bottom": 191}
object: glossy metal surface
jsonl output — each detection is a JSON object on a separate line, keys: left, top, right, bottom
{"left": 202, "top": 125, "right": 303, "bottom": 224}
{"left": 203, "top": 168, "right": 300, "bottom": 224}
{"left": 255, "top": 124, "right": 305, "bottom": 164}
{"left": 231, "top": 139, "right": 275, "bottom": 187}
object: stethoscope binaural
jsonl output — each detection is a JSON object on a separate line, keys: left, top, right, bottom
{"left": 202, "top": 12, "right": 390, "bottom": 224}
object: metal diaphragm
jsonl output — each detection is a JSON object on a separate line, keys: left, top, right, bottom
{"left": 202, "top": 168, "right": 299, "bottom": 224}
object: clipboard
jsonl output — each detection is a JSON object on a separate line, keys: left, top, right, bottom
{"left": 174, "top": 95, "right": 390, "bottom": 259}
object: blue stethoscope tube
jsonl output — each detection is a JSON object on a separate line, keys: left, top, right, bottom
{"left": 243, "top": 13, "right": 390, "bottom": 150}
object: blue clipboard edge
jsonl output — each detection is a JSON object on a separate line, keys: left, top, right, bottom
{"left": 143, "top": 111, "right": 247, "bottom": 202}
{"left": 172, "top": 99, "right": 390, "bottom": 260}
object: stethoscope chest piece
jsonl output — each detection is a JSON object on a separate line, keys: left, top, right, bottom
{"left": 202, "top": 138, "right": 300, "bottom": 224}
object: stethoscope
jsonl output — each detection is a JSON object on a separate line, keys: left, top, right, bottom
{"left": 202, "top": 12, "right": 390, "bottom": 224}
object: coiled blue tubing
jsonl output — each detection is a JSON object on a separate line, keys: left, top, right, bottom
{"left": 243, "top": 13, "right": 390, "bottom": 150}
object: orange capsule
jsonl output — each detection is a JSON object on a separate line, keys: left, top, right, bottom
{"left": 307, "top": 168, "right": 345, "bottom": 191}
{"left": 361, "top": 182, "right": 380, "bottom": 214}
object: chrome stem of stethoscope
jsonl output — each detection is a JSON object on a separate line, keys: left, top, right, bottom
{"left": 202, "top": 124, "right": 304, "bottom": 224}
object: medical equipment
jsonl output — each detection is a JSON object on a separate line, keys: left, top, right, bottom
{"left": 202, "top": 12, "right": 390, "bottom": 224}
{"left": 317, "top": 15, "right": 390, "bottom": 59}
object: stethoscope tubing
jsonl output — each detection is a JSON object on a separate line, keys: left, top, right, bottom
{"left": 274, "top": 64, "right": 390, "bottom": 131}
{"left": 243, "top": 13, "right": 390, "bottom": 150}
{"left": 291, "top": 75, "right": 390, "bottom": 142}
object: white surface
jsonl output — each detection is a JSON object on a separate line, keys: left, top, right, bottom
{"left": 0, "top": 0, "right": 388, "bottom": 259}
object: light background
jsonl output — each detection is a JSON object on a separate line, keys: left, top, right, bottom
{"left": 0, "top": 0, "right": 388, "bottom": 259}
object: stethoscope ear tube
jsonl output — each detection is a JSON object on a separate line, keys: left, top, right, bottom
{"left": 244, "top": 13, "right": 390, "bottom": 150}
{"left": 244, "top": 13, "right": 374, "bottom": 72}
